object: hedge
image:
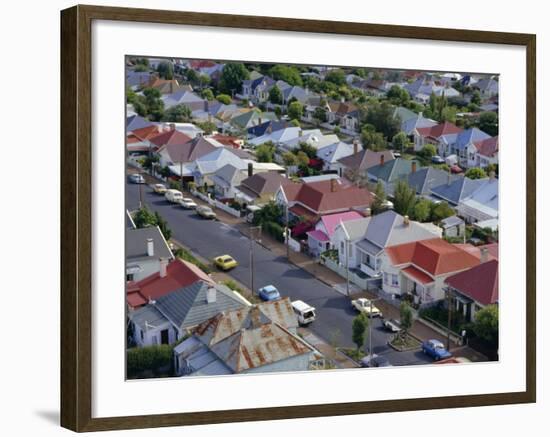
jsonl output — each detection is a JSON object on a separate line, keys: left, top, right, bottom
{"left": 263, "top": 221, "right": 285, "bottom": 242}
{"left": 127, "top": 344, "right": 173, "bottom": 378}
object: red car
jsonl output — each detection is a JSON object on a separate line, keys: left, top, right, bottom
{"left": 450, "top": 164, "right": 463, "bottom": 174}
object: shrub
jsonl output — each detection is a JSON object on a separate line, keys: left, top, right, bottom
{"left": 127, "top": 344, "right": 173, "bottom": 378}
{"left": 263, "top": 221, "right": 285, "bottom": 242}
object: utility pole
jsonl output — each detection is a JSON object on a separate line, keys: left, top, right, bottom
{"left": 138, "top": 171, "right": 144, "bottom": 209}
{"left": 249, "top": 225, "right": 262, "bottom": 294}
{"left": 446, "top": 287, "right": 453, "bottom": 351}
{"left": 345, "top": 236, "right": 350, "bottom": 297}
{"left": 285, "top": 205, "right": 290, "bottom": 261}
{"left": 368, "top": 297, "right": 381, "bottom": 359}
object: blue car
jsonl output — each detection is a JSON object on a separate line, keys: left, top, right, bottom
{"left": 422, "top": 339, "right": 452, "bottom": 361}
{"left": 258, "top": 285, "right": 281, "bottom": 301}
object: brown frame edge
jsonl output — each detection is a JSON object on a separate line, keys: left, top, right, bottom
{"left": 60, "top": 4, "right": 536, "bottom": 432}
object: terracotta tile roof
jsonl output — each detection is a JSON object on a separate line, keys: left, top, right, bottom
{"left": 386, "top": 238, "right": 480, "bottom": 276}
{"left": 474, "top": 136, "right": 499, "bottom": 158}
{"left": 445, "top": 259, "right": 499, "bottom": 305}
{"left": 126, "top": 259, "right": 214, "bottom": 308}
{"left": 416, "top": 121, "right": 463, "bottom": 139}
{"left": 128, "top": 125, "right": 165, "bottom": 143}
{"left": 283, "top": 179, "right": 373, "bottom": 214}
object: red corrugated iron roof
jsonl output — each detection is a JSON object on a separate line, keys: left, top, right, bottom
{"left": 445, "top": 259, "right": 498, "bottom": 306}
{"left": 149, "top": 129, "right": 192, "bottom": 148}
{"left": 402, "top": 266, "right": 435, "bottom": 285}
{"left": 386, "top": 238, "right": 480, "bottom": 277}
{"left": 417, "top": 121, "right": 462, "bottom": 139}
{"left": 126, "top": 258, "right": 214, "bottom": 308}
{"left": 474, "top": 136, "right": 499, "bottom": 158}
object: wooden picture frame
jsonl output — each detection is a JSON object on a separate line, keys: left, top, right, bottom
{"left": 60, "top": 4, "right": 536, "bottom": 432}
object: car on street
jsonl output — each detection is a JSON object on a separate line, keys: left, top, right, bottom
{"left": 196, "top": 205, "right": 217, "bottom": 219}
{"left": 431, "top": 155, "right": 445, "bottom": 164}
{"left": 421, "top": 339, "right": 452, "bottom": 361}
{"left": 351, "top": 298, "right": 383, "bottom": 317}
{"left": 152, "top": 183, "right": 167, "bottom": 194}
{"left": 128, "top": 173, "right": 145, "bottom": 184}
{"left": 360, "top": 354, "right": 392, "bottom": 368}
{"left": 382, "top": 318, "right": 401, "bottom": 333}
{"left": 179, "top": 198, "right": 198, "bottom": 209}
{"left": 213, "top": 255, "right": 238, "bottom": 271}
{"left": 291, "top": 300, "right": 316, "bottom": 325}
{"left": 450, "top": 164, "right": 463, "bottom": 174}
{"left": 258, "top": 285, "right": 281, "bottom": 302}
{"left": 165, "top": 189, "right": 184, "bottom": 203}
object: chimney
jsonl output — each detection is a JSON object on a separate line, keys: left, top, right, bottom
{"left": 159, "top": 258, "right": 168, "bottom": 278}
{"left": 380, "top": 154, "right": 385, "bottom": 166}
{"left": 403, "top": 215, "right": 410, "bottom": 226}
{"left": 206, "top": 287, "right": 217, "bottom": 303}
{"left": 146, "top": 238, "right": 154, "bottom": 257}
{"left": 411, "top": 161, "right": 417, "bottom": 173}
{"left": 480, "top": 247, "right": 489, "bottom": 264}
{"left": 248, "top": 162, "right": 254, "bottom": 177}
{"left": 330, "top": 178, "right": 338, "bottom": 192}
{"left": 353, "top": 139, "right": 359, "bottom": 155}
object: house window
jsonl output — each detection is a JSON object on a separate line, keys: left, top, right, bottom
{"left": 384, "top": 273, "right": 389, "bottom": 285}
{"left": 391, "top": 274, "right": 399, "bottom": 286}
{"left": 140, "top": 330, "right": 144, "bottom": 341}
{"left": 126, "top": 273, "right": 134, "bottom": 282}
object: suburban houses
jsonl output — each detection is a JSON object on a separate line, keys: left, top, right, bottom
{"left": 125, "top": 56, "right": 500, "bottom": 379}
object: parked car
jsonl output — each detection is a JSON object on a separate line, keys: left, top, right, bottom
{"left": 431, "top": 155, "right": 445, "bottom": 164}
{"left": 450, "top": 164, "right": 463, "bottom": 174}
{"left": 258, "top": 285, "right": 281, "bottom": 302}
{"left": 421, "top": 339, "right": 452, "bottom": 361}
{"left": 165, "top": 189, "right": 184, "bottom": 203}
{"left": 213, "top": 255, "right": 238, "bottom": 271}
{"left": 196, "top": 205, "right": 217, "bottom": 219}
{"left": 360, "top": 354, "right": 392, "bottom": 368}
{"left": 128, "top": 173, "right": 145, "bottom": 184}
{"left": 179, "top": 198, "right": 197, "bottom": 209}
{"left": 382, "top": 318, "right": 401, "bottom": 333}
{"left": 351, "top": 298, "right": 383, "bottom": 317}
{"left": 152, "top": 183, "right": 167, "bottom": 194}
{"left": 291, "top": 300, "right": 316, "bottom": 325}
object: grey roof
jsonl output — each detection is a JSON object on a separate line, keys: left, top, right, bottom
{"left": 454, "top": 128, "right": 492, "bottom": 151}
{"left": 194, "top": 147, "right": 247, "bottom": 175}
{"left": 211, "top": 164, "right": 247, "bottom": 189}
{"left": 126, "top": 226, "right": 173, "bottom": 263}
{"left": 126, "top": 114, "right": 154, "bottom": 132}
{"left": 367, "top": 158, "right": 420, "bottom": 183}
{"left": 401, "top": 114, "right": 437, "bottom": 135}
{"left": 431, "top": 177, "right": 488, "bottom": 206}
{"left": 154, "top": 282, "right": 248, "bottom": 330}
{"left": 440, "top": 215, "right": 464, "bottom": 229}
{"left": 408, "top": 167, "right": 459, "bottom": 195}
{"left": 130, "top": 304, "right": 169, "bottom": 331}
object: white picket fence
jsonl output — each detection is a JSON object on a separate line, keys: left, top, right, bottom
{"left": 190, "top": 189, "right": 242, "bottom": 218}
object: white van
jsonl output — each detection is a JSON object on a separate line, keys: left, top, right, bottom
{"left": 165, "top": 189, "right": 184, "bottom": 203}
{"left": 291, "top": 300, "right": 316, "bottom": 325}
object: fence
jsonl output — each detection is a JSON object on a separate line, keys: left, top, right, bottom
{"left": 321, "top": 257, "right": 380, "bottom": 291}
{"left": 190, "top": 189, "right": 242, "bottom": 218}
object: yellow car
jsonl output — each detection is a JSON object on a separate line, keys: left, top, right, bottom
{"left": 152, "top": 183, "right": 167, "bottom": 194}
{"left": 214, "top": 255, "right": 238, "bottom": 271}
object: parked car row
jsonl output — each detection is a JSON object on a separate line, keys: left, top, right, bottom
{"left": 150, "top": 184, "right": 218, "bottom": 219}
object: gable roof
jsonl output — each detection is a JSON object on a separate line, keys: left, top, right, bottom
{"left": 194, "top": 147, "right": 247, "bottom": 175}
{"left": 367, "top": 158, "right": 421, "bottom": 183}
{"left": 338, "top": 149, "right": 395, "bottom": 172}
{"left": 408, "top": 167, "right": 458, "bottom": 195}
{"left": 153, "top": 282, "right": 249, "bottom": 329}
{"left": 150, "top": 129, "right": 192, "bottom": 148}
{"left": 282, "top": 179, "right": 373, "bottom": 214}
{"left": 210, "top": 164, "right": 247, "bottom": 189}
{"left": 402, "top": 113, "right": 438, "bottom": 135}
{"left": 126, "top": 226, "right": 173, "bottom": 264}
{"left": 316, "top": 142, "right": 354, "bottom": 164}
{"left": 319, "top": 211, "right": 364, "bottom": 238}
{"left": 475, "top": 136, "right": 499, "bottom": 158}
{"left": 126, "top": 259, "right": 214, "bottom": 308}
{"left": 431, "top": 177, "right": 489, "bottom": 206}
{"left": 386, "top": 238, "right": 480, "bottom": 277}
{"left": 455, "top": 128, "right": 492, "bottom": 150}
{"left": 416, "top": 121, "right": 463, "bottom": 140}
{"left": 445, "top": 259, "right": 499, "bottom": 305}
{"left": 126, "top": 114, "right": 154, "bottom": 132}
{"left": 238, "top": 171, "right": 293, "bottom": 197}
{"left": 170, "top": 136, "right": 220, "bottom": 163}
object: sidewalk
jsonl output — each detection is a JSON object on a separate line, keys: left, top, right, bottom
{"left": 298, "top": 328, "right": 359, "bottom": 369}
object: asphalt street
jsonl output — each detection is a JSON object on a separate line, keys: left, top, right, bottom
{"left": 127, "top": 181, "right": 433, "bottom": 366}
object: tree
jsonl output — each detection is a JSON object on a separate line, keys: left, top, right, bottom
{"left": 440, "top": 105, "right": 457, "bottom": 123}
{"left": 201, "top": 88, "right": 214, "bottom": 101}
{"left": 352, "top": 314, "right": 369, "bottom": 352}
{"left": 163, "top": 104, "right": 191, "bottom": 122}
{"left": 282, "top": 151, "right": 298, "bottom": 167}
{"left": 364, "top": 101, "right": 401, "bottom": 139}
{"left": 216, "top": 94, "right": 232, "bottom": 105}
{"left": 465, "top": 167, "right": 487, "bottom": 180}
{"left": 430, "top": 201, "right": 454, "bottom": 222}
{"left": 361, "top": 125, "right": 386, "bottom": 151}
{"left": 472, "top": 305, "right": 499, "bottom": 344}
{"left": 313, "top": 107, "right": 327, "bottom": 125}
{"left": 393, "top": 180, "right": 416, "bottom": 216}
{"left": 156, "top": 61, "right": 174, "bottom": 80}
{"left": 325, "top": 69, "right": 346, "bottom": 86}
{"left": 399, "top": 302, "right": 414, "bottom": 338}
{"left": 133, "top": 207, "right": 172, "bottom": 241}
{"left": 290, "top": 119, "right": 301, "bottom": 127}
{"left": 387, "top": 85, "right": 410, "bottom": 105}
{"left": 298, "top": 142, "right": 318, "bottom": 159}
{"left": 288, "top": 101, "right": 303, "bottom": 121}
{"left": 412, "top": 198, "right": 432, "bottom": 222}
{"left": 392, "top": 131, "right": 409, "bottom": 153}
{"left": 198, "top": 74, "right": 210, "bottom": 90}
{"left": 296, "top": 151, "right": 310, "bottom": 168}
{"left": 269, "top": 86, "right": 283, "bottom": 104}
{"left": 420, "top": 144, "right": 437, "bottom": 158}
{"left": 219, "top": 62, "right": 250, "bottom": 94}
{"left": 478, "top": 111, "right": 499, "bottom": 136}
{"left": 196, "top": 121, "right": 217, "bottom": 135}
{"left": 269, "top": 65, "right": 303, "bottom": 86}
{"left": 139, "top": 87, "right": 165, "bottom": 121}
{"left": 370, "top": 181, "right": 387, "bottom": 215}
{"left": 255, "top": 142, "right": 275, "bottom": 163}
{"left": 186, "top": 68, "right": 198, "bottom": 84}
{"left": 154, "top": 211, "right": 172, "bottom": 240}
{"left": 253, "top": 201, "right": 283, "bottom": 226}
{"left": 471, "top": 90, "right": 481, "bottom": 106}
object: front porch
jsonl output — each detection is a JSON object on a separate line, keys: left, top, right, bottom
{"left": 400, "top": 266, "right": 436, "bottom": 306}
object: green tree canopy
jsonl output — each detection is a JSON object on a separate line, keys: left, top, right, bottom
{"left": 472, "top": 305, "right": 499, "bottom": 344}
{"left": 387, "top": 85, "right": 410, "bottom": 105}
{"left": 219, "top": 62, "right": 250, "bottom": 94}
{"left": 269, "top": 65, "right": 303, "bottom": 86}
{"left": 201, "top": 88, "right": 214, "bottom": 101}
{"left": 313, "top": 107, "right": 327, "bottom": 124}
{"left": 163, "top": 104, "right": 191, "bottom": 123}
{"left": 465, "top": 167, "right": 487, "bottom": 180}
{"left": 255, "top": 142, "right": 276, "bottom": 163}
{"left": 288, "top": 101, "right": 303, "bottom": 121}
{"left": 156, "top": 61, "right": 174, "bottom": 80}
{"left": 420, "top": 144, "right": 437, "bottom": 158}
{"left": 392, "top": 131, "right": 409, "bottom": 153}
{"left": 269, "top": 86, "right": 283, "bottom": 104}
{"left": 364, "top": 101, "right": 401, "bottom": 139}
{"left": 393, "top": 180, "right": 417, "bottom": 216}
{"left": 352, "top": 313, "right": 369, "bottom": 352}
{"left": 361, "top": 125, "right": 387, "bottom": 151}
{"left": 430, "top": 201, "right": 454, "bottom": 222}
{"left": 370, "top": 181, "right": 387, "bottom": 215}
{"left": 412, "top": 198, "right": 432, "bottom": 222}
{"left": 325, "top": 69, "right": 346, "bottom": 86}
{"left": 478, "top": 111, "right": 499, "bottom": 136}
{"left": 282, "top": 151, "right": 298, "bottom": 167}
{"left": 399, "top": 302, "right": 414, "bottom": 337}
{"left": 216, "top": 94, "right": 232, "bottom": 105}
